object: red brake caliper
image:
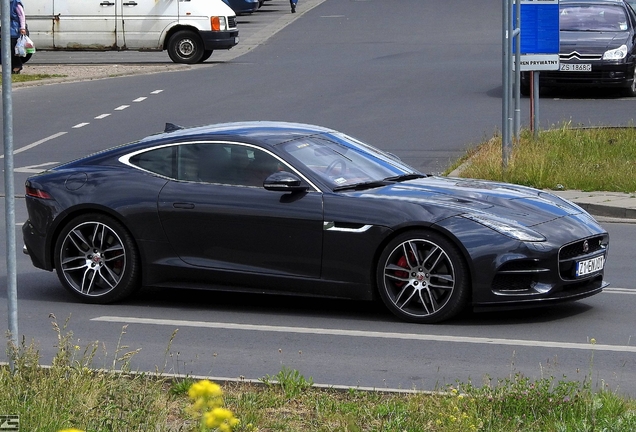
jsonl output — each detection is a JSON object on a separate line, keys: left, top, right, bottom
{"left": 393, "top": 255, "right": 409, "bottom": 287}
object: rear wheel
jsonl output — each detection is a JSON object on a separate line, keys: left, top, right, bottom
{"left": 54, "top": 213, "right": 140, "bottom": 304}
{"left": 376, "top": 230, "right": 470, "bottom": 323}
{"left": 167, "top": 30, "right": 204, "bottom": 64}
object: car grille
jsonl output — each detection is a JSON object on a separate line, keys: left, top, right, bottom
{"left": 559, "top": 235, "right": 607, "bottom": 280}
{"left": 560, "top": 52, "right": 602, "bottom": 61}
{"left": 228, "top": 16, "right": 237, "bottom": 28}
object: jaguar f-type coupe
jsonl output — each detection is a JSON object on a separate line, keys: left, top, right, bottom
{"left": 22, "top": 122, "right": 609, "bottom": 323}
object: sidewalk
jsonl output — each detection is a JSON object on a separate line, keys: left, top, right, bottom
{"left": 552, "top": 190, "right": 636, "bottom": 221}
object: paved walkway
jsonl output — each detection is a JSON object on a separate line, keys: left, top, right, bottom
{"left": 552, "top": 190, "right": 636, "bottom": 222}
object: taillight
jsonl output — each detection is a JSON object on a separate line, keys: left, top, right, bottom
{"left": 26, "top": 186, "right": 52, "bottom": 199}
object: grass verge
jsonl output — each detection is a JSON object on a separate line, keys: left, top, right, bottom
{"left": 2, "top": 319, "right": 635, "bottom": 431}
{"left": 0, "top": 73, "right": 66, "bottom": 84}
{"left": 445, "top": 125, "right": 636, "bottom": 193}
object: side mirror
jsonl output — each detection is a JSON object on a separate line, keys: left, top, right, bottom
{"left": 263, "top": 171, "right": 308, "bottom": 193}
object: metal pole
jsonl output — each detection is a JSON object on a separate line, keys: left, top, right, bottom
{"left": 533, "top": 71, "right": 540, "bottom": 138}
{"left": 2, "top": 0, "right": 19, "bottom": 369}
{"left": 513, "top": 0, "right": 521, "bottom": 140}
{"left": 502, "top": 0, "right": 511, "bottom": 168}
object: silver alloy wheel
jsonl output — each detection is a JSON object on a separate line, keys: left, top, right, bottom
{"left": 382, "top": 238, "right": 455, "bottom": 318}
{"left": 59, "top": 221, "right": 127, "bottom": 297}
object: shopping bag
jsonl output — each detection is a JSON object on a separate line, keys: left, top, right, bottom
{"left": 23, "top": 35, "right": 35, "bottom": 54}
{"left": 14, "top": 35, "right": 27, "bottom": 57}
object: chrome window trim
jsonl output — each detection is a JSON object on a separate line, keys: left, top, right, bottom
{"left": 118, "top": 140, "right": 322, "bottom": 192}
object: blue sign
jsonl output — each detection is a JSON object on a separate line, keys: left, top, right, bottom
{"left": 515, "top": 0, "right": 560, "bottom": 71}
{"left": 520, "top": 1, "right": 559, "bottom": 54}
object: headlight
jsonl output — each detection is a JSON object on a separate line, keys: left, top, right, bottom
{"left": 211, "top": 16, "right": 227, "bottom": 31}
{"left": 463, "top": 214, "right": 546, "bottom": 242}
{"left": 603, "top": 44, "right": 628, "bottom": 60}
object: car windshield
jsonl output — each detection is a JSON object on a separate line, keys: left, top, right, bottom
{"left": 560, "top": 5, "right": 628, "bottom": 32}
{"left": 277, "top": 132, "right": 421, "bottom": 189}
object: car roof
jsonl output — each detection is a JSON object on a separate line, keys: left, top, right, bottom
{"left": 139, "top": 121, "right": 337, "bottom": 147}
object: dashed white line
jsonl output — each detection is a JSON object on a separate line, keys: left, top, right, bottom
{"left": 150, "top": 90, "right": 164, "bottom": 94}
{"left": 95, "top": 114, "right": 111, "bottom": 119}
{"left": 114, "top": 105, "right": 130, "bottom": 111}
{"left": 0, "top": 132, "right": 68, "bottom": 158}
{"left": 133, "top": 97, "right": 147, "bottom": 102}
{"left": 92, "top": 316, "right": 636, "bottom": 354}
{"left": 72, "top": 122, "right": 90, "bottom": 129}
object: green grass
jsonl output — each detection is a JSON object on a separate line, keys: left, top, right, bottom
{"left": 2, "top": 319, "right": 636, "bottom": 431}
{"left": 445, "top": 125, "right": 636, "bottom": 193}
{"left": 0, "top": 73, "right": 66, "bottom": 84}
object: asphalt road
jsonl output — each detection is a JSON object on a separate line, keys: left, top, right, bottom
{"left": 1, "top": 0, "right": 636, "bottom": 396}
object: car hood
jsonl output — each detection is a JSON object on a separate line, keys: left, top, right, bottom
{"left": 354, "top": 176, "right": 585, "bottom": 227}
{"left": 560, "top": 31, "right": 629, "bottom": 53}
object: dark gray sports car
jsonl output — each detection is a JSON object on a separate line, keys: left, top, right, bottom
{"left": 22, "top": 122, "right": 609, "bottom": 323}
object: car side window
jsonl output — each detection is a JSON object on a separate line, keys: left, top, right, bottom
{"left": 129, "top": 147, "right": 175, "bottom": 178}
{"left": 176, "top": 143, "right": 286, "bottom": 187}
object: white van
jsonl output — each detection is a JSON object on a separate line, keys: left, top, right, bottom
{"left": 25, "top": 0, "right": 239, "bottom": 63}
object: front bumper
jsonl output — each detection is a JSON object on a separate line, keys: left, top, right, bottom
{"left": 200, "top": 30, "right": 239, "bottom": 51}
{"left": 529, "top": 61, "right": 636, "bottom": 89}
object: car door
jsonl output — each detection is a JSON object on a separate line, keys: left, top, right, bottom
{"left": 120, "top": 0, "right": 177, "bottom": 49}
{"left": 52, "top": 0, "right": 117, "bottom": 48}
{"left": 156, "top": 142, "right": 324, "bottom": 278}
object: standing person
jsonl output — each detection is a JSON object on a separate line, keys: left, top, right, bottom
{"left": 290, "top": 0, "right": 297, "bottom": 13}
{"left": 9, "top": 0, "right": 27, "bottom": 74}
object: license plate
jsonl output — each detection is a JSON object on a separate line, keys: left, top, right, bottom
{"left": 560, "top": 63, "right": 591, "bottom": 72}
{"left": 576, "top": 255, "right": 604, "bottom": 277}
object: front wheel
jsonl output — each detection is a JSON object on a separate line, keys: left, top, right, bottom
{"left": 54, "top": 213, "right": 140, "bottom": 304}
{"left": 376, "top": 230, "right": 470, "bottom": 323}
{"left": 624, "top": 66, "right": 636, "bottom": 97}
{"left": 167, "top": 30, "right": 205, "bottom": 64}
{"left": 199, "top": 50, "right": 213, "bottom": 63}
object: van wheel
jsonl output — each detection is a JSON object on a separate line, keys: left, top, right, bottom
{"left": 199, "top": 50, "right": 213, "bottom": 63}
{"left": 168, "top": 30, "right": 204, "bottom": 64}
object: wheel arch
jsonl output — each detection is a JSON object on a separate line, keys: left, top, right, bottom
{"left": 46, "top": 205, "right": 143, "bottom": 272}
{"left": 370, "top": 222, "right": 474, "bottom": 301}
{"left": 162, "top": 24, "right": 201, "bottom": 51}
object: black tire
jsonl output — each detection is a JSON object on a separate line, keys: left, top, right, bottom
{"left": 376, "top": 230, "right": 470, "bottom": 323}
{"left": 167, "top": 30, "right": 204, "bottom": 64}
{"left": 199, "top": 50, "right": 213, "bottom": 63}
{"left": 54, "top": 213, "right": 140, "bottom": 304}
{"left": 624, "top": 66, "right": 636, "bottom": 97}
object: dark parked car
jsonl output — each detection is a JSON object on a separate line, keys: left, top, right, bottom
{"left": 521, "top": 0, "right": 636, "bottom": 96}
{"left": 22, "top": 122, "right": 609, "bottom": 323}
{"left": 222, "top": 0, "right": 259, "bottom": 15}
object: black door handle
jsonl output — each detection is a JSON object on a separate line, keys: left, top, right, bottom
{"left": 100, "top": 1, "right": 114, "bottom": 5}
{"left": 173, "top": 202, "right": 195, "bottom": 209}
{"left": 123, "top": 1, "right": 138, "bottom": 5}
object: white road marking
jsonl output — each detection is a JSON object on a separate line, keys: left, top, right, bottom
{"left": 15, "top": 162, "right": 59, "bottom": 173}
{"left": 605, "top": 288, "right": 636, "bottom": 294}
{"left": 114, "top": 105, "right": 129, "bottom": 111}
{"left": 92, "top": 316, "right": 636, "bottom": 353}
{"left": 0, "top": 132, "right": 67, "bottom": 159}
{"left": 95, "top": 114, "right": 111, "bottom": 119}
{"left": 133, "top": 97, "right": 147, "bottom": 102}
{"left": 72, "top": 122, "right": 90, "bottom": 129}
{"left": 150, "top": 90, "right": 164, "bottom": 94}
